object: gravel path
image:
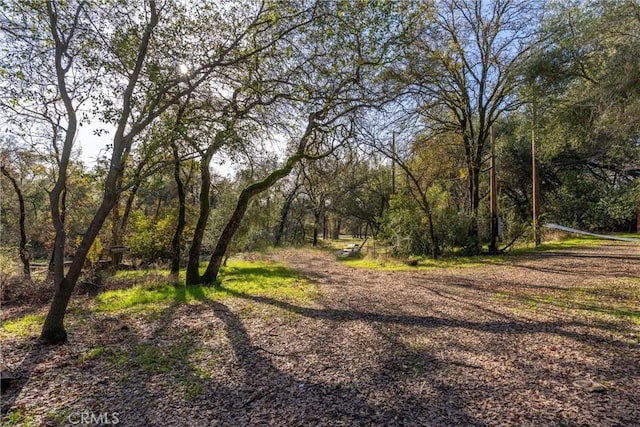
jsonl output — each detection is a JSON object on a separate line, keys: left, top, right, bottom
{"left": 2, "top": 243, "right": 639, "bottom": 426}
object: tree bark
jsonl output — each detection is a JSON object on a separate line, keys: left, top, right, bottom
{"left": 171, "top": 141, "right": 187, "bottom": 276}
{"left": 41, "top": 193, "right": 117, "bottom": 343}
{"left": 110, "top": 195, "right": 123, "bottom": 268}
{"left": 312, "top": 211, "right": 320, "bottom": 246}
{"left": 186, "top": 149, "right": 214, "bottom": 285}
{"left": 274, "top": 183, "right": 299, "bottom": 246}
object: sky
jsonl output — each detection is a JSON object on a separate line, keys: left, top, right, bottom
{"left": 76, "top": 121, "right": 113, "bottom": 167}
{"left": 76, "top": 119, "right": 236, "bottom": 177}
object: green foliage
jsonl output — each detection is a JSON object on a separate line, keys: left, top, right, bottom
{"left": 125, "top": 209, "right": 175, "bottom": 262}
{"left": 1, "top": 407, "right": 36, "bottom": 427}
{"left": 134, "top": 337, "right": 192, "bottom": 374}
{"left": 378, "top": 193, "right": 431, "bottom": 257}
{"left": 546, "top": 175, "right": 638, "bottom": 232}
{"left": 86, "top": 237, "right": 103, "bottom": 266}
{"left": 78, "top": 346, "right": 106, "bottom": 363}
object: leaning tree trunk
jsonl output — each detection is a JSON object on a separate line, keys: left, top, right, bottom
{"left": 109, "top": 195, "right": 123, "bottom": 268}
{"left": 41, "top": 190, "right": 118, "bottom": 343}
{"left": 200, "top": 153, "right": 304, "bottom": 284}
{"left": 1, "top": 166, "right": 30, "bottom": 277}
{"left": 41, "top": 1, "right": 162, "bottom": 344}
{"left": 48, "top": 186, "right": 67, "bottom": 274}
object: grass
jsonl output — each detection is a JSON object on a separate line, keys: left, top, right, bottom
{"left": 113, "top": 269, "right": 171, "bottom": 279}
{"left": 78, "top": 346, "right": 106, "bottom": 363}
{"left": 496, "top": 282, "right": 640, "bottom": 326}
{"left": 339, "top": 235, "right": 617, "bottom": 271}
{"left": 1, "top": 407, "right": 36, "bottom": 427}
{"left": 134, "top": 338, "right": 191, "bottom": 374}
{"left": 0, "top": 259, "right": 315, "bottom": 340}
{"left": 0, "top": 313, "right": 46, "bottom": 338}
{"left": 93, "top": 259, "right": 314, "bottom": 313}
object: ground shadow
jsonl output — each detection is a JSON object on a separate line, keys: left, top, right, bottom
{"left": 223, "top": 289, "right": 636, "bottom": 350}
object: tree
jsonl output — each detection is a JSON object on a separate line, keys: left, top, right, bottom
{"left": 184, "top": 0, "right": 406, "bottom": 284}
{"left": 0, "top": 147, "right": 31, "bottom": 277}
{"left": 2, "top": 0, "right": 231, "bottom": 343}
{"left": 519, "top": 0, "right": 640, "bottom": 231}
{"left": 299, "top": 154, "right": 346, "bottom": 246}
{"left": 273, "top": 172, "right": 303, "bottom": 246}
{"left": 395, "top": 0, "right": 547, "bottom": 251}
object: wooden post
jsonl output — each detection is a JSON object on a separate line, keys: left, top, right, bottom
{"left": 490, "top": 126, "right": 498, "bottom": 254}
{"left": 391, "top": 131, "right": 396, "bottom": 195}
{"left": 532, "top": 107, "right": 541, "bottom": 246}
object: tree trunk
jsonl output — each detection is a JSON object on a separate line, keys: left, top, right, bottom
{"left": 41, "top": 193, "right": 117, "bottom": 343}
{"left": 201, "top": 152, "right": 304, "bottom": 284}
{"left": 312, "top": 211, "right": 320, "bottom": 246}
{"left": 110, "top": 196, "right": 123, "bottom": 268}
{"left": 467, "top": 161, "right": 481, "bottom": 252}
{"left": 171, "top": 141, "right": 187, "bottom": 276}
{"left": 274, "top": 184, "right": 299, "bottom": 246}
{"left": 322, "top": 214, "right": 327, "bottom": 240}
{"left": 49, "top": 186, "right": 67, "bottom": 274}
{"left": 332, "top": 217, "right": 340, "bottom": 239}
{"left": 41, "top": 1, "right": 162, "bottom": 344}
{"left": 1, "top": 166, "right": 30, "bottom": 277}
{"left": 186, "top": 150, "right": 214, "bottom": 285}
{"left": 112, "top": 160, "right": 146, "bottom": 267}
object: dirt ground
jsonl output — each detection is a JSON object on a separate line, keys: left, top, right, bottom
{"left": 1, "top": 242, "right": 639, "bottom": 426}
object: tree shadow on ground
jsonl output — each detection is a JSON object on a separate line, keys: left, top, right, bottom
{"left": 191, "top": 298, "right": 484, "bottom": 426}
{"left": 0, "top": 340, "right": 56, "bottom": 415}
{"left": 62, "top": 291, "right": 484, "bottom": 425}
{"left": 223, "top": 289, "right": 636, "bottom": 350}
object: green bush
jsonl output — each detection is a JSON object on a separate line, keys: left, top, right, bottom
{"left": 378, "top": 194, "right": 432, "bottom": 257}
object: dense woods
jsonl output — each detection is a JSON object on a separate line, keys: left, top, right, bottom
{"left": 1, "top": 0, "right": 639, "bottom": 344}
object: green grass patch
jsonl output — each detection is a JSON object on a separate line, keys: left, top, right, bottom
{"left": 113, "top": 269, "right": 171, "bottom": 279}
{"left": 340, "top": 235, "right": 624, "bottom": 271}
{"left": 527, "top": 236, "right": 604, "bottom": 252}
{"left": 78, "top": 346, "right": 106, "bottom": 363}
{"left": 1, "top": 407, "right": 36, "bottom": 427}
{"left": 105, "top": 347, "right": 129, "bottom": 367}
{"left": 181, "top": 379, "right": 203, "bottom": 400}
{"left": 341, "top": 253, "right": 508, "bottom": 270}
{"left": 94, "top": 259, "right": 314, "bottom": 313}
{"left": 133, "top": 336, "right": 193, "bottom": 373}
{"left": 0, "top": 313, "right": 45, "bottom": 338}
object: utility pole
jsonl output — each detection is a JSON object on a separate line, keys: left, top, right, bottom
{"left": 532, "top": 107, "right": 541, "bottom": 246}
{"left": 489, "top": 126, "right": 498, "bottom": 254}
{"left": 391, "top": 131, "right": 396, "bottom": 195}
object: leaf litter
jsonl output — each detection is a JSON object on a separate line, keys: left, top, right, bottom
{"left": 1, "top": 242, "right": 639, "bottom": 426}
